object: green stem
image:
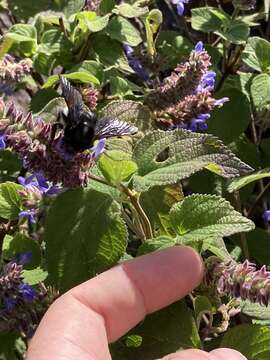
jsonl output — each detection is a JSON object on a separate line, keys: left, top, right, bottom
{"left": 120, "top": 185, "right": 153, "bottom": 241}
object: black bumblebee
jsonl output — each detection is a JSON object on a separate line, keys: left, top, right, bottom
{"left": 58, "top": 76, "right": 138, "bottom": 152}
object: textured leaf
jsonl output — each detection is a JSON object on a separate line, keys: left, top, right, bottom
{"left": 241, "top": 301, "right": 270, "bottom": 323}
{"left": 111, "top": 301, "right": 200, "bottom": 359}
{"left": 92, "top": 34, "right": 132, "bottom": 72}
{"left": 132, "top": 130, "right": 253, "bottom": 192}
{"left": 76, "top": 12, "right": 110, "bottom": 32}
{"left": 100, "top": 0, "right": 115, "bottom": 14}
{"left": 114, "top": 3, "right": 148, "bottom": 18}
{"left": 216, "top": 19, "right": 249, "bottom": 45}
{"left": 138, "top": 236, "right": 177, "bottom": 255}
{"left": 170, "top": 194, "right": 255, "bottom": 243}
{"left": 0, "top": 182, "right": 23, "bottom": 220}
{"left": 221, "top": 324, "right": 270, "bottom": 360}
{"left": 43, "top": 72, "right": 100, "bottom": 88}
{"left": 70, "top": 60, "right": 104, "bottom": 83}
{"left": 228, "top": 168, "right": 270, "bottom": 192}
{"left": 100, "top": 100, "right": 152, "bottom": 134}
{"left": 40, "top": 29, "right": 72, "bottom": 54}
{"left": 251, "top": 73, "right": 270, "bottom": 107}
{"left": 107, "top": 16, "right": 142, "bottom": 46}
{"left": 30, "top": 88, "right": 59, "bottom": 114}
{"left": 98, "top": 150, "right": 137, "bottom": 186}
{"left": 6, "top": 24, "right": 37, "bottom": 56}
{"left": 242, "top": 36, "right": 270, "bottom": 72}
{"left": 44, "top": 188, "right": 127, "bottom": 291}
{"left": 34, "top": 96, "right": 66, "bottom": 123}
{"left": 62, "top": 0, "right": 85, "bottom": 18}
{"left": 140, "top": 185, "right": 183, "bottom": 236}
{"left": 191, "top": 7, "right": 228, "bottom": 32}
{"left": 22, "top": 267, "right": 48, "bottom": 285}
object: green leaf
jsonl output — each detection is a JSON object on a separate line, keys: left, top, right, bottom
{"left": 194, "top": 295, "right": 213, "bottom": 321}
{"left": 0, "top": 182, "right": 23, "bottom": 220}
{"left": 0, "top": 150, "right": 21, "bottom": 183}
{"left": 111, "top": 301, "right": 200, "bottom": 358}
{"left": 251, "top": 73, "right": 270, "bottom": 107}
{"left": 6, "top": 24, "right": 37, "bottom": 56}
{"left": 156, "top": 31, "right": 192, "bottom": 70}
{"left": 124, "top": 335, "right": 143, "bottom": 348}
{"left": 0, "top": 37, "right": 14, "bottom": 60}
{"left": 169, "top": 194, "right": 254, "bottom": 243}
{"left": 247, "top": 228, "right": 270, "bottom": 267}
{"left": 22, "top": 267, "right": 48, "bottom": 285}
{"left": 144, "top": 9, "right": 163, "bottom": 59}
{"left": 33, "top": 96, "right": 66, "bottom": 123}
{"left": 8, "top": 0, "right": 54, "bottom": 21}
{"left": 140, "top": 185, "right": 183, "bottom": 236}
{"left": 30, "top": 88, "right": 59, "bottom": 114}
{"left": 62, "top": 0, "right": 85, "bottom": 18}
{"left": 132, "top": 129, "right": 253, "bottom": 192}
{"left": 110, "top": 76, "right": 140, "bottom": 96}
{"left": 98, "top": 150, "right": 138, "bottom": 186}
{"left": 100, "top": 100, "right": 152, "bottom": 134}
{"left": 44, "top": 188, "right": 127, "bottom": 291}
{"left": 76, "top": 12, "right": 110, "bottom": 32}
{"left": 33, "top": 52, "right": 56, "bottom": 76}
{"left": 138, "top": 236, "right": 177, "bottom": 255}
{"left": 242, "top": 36, "right": 270, "bottom": 73}
{"left": 191, "top": 7, "right": 229, "bottom": 32}
{"left": 92, "top": 34, "right": 132, "bottom": 72}
{"left": 241, "top": 301, "right": 270, "bottom": 323}
{"left": 3, "top": 233, "right": 41, "bottom": 269}
{"left": 100, "top": 0, "right": 115, "bottom": 15}
{"left": 39, "top": 28, "right": 72, "bottom": 55}
{"left": 228, "top": 168, "right": 270, "bottom": 192}
{"left": 70, "top": 60, "right": 104, "bottom": 83}
{"left": 208, "top": 89, "right": 251, "bottom": 144}
{"left": 43, "top": 72, "right": 100, "bottom": 89}
{"left": 115, "top": 3, "right": 148, "bottom": 18}
{"left": 221, "top": 324, "right": 270, "bottom": 360}
{"left": 107, "top": 16, "right": 142, "bottom": 46}
{"left": 216, "top": 19, "right": 249, "bottom": 45}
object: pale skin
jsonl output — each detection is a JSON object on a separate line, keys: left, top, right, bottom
{"left": 26, "top": 247, "right": 247, "bottom": 360}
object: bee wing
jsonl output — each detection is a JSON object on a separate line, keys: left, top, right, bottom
{"left": 95, "top": 117, "right": 138, "bottom": 139}
{"left": 59, "top": 76, "right": 85, "bottom": 124}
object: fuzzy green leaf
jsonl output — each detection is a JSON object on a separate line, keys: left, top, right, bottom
{"left": 44, "top": 188, "right": 127, "bottom": 291}
{"left": 114, "top": 3, "right": 148, "bottom": 18}
{"left": 0, "top": 182, "right": 23, "bottom": 220}
{"left": 22, "top": 267, "right": 48, "bottom": 285}
{"left": 107, "top": 16, "right": 142, "bottom": 46}
{"left": 170, "top": 194, "right": 255, "bottom": 243}
{"left": 228, "top": 168, "right": 270, "bottom": 192}
{"left": 191, "top": 7, "right": 229, "bottom": 32}
{"left": 251, "top": 73, "right": 270, "bottom": 107}
{"left": 242, "top": 36, "right": 270, "bottom": 73}
{"left": 132, "top": 130, "right": 253, "bottom": 192}
{"left": 221, "top": 324, "right": 270, "bottom": 359}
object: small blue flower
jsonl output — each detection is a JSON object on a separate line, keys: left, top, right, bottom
{"left": 123, "top": 44, "right": 149, "bottom": 81}
{"left": 171, "top": 0, "right": 189, "bottom": 16}
{"left": 214, "top": 97, "right": 229, "bottom": 107}
{"left": 263, "top": 210, "right": 270, "bottom": 221}
{"left": 19, "top": 210, "right": 37, "bottom": 224}
{"left": 92, "top": 138, "right": 106, "bottom": 159}
{"left": 197, "top": 71, "right": 216, "bottom": 93}
{"left": 0, "top": 135, "right": 6, "bottom": 150}
{"left": 194, "top": 41, "right": 204, "bottom": 53}
{"left": 18, "top": 283, "right": 36, "bottom": 302}
{"left": 0, "top": 83, "right": 13, "bottom": 96}
{"left": 15, "top": 251, "right": 32, "bottom": 266}
{"left": 190, "top": 118, "right": 208, "bottom": 132}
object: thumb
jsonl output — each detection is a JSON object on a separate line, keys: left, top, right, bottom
{"left": 159, "top": 348, "right": 247, "bottom": 359}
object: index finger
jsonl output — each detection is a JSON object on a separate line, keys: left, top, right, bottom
{"left": 27, "top": 246, "right": 203, "bottom": 360}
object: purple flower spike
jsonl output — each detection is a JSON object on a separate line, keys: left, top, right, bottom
{"left": 123, "top": 44, "right": 134, "bottom": 57}
{"left": 123, "top": 45, "right": 149, "bottom": 81}
{"left": 4, "top": 297, "right": 17, "bottom": 312}
{"left": 171, "top": 0, "right": 189, "bottom": 16}
{"left": 19, "top": 210, "right": 37, "bottom": 224}
{"left": 263, "top": 210, "right": 270, "bottom": 221}
{"left": 214, "top": 97, "right": 229, "bottom": 107}
{"left": 194, "top": 41, "right": 204, "bottom": 53}
{"left": 0, "top": 136, "right": 6, "bottom": 150}
{"left": 18, "top": 283, "right": 36, "bottom": 302}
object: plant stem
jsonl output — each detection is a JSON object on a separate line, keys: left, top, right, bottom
{"left": 247, "top": 182, "right": 270, "bottom": 218}
{"left": 89, "top": 173, "right": 110, "bottom": 186}
{"left": 120, "top": 185, "right": 153, "bottom": 240}
{"left": 233, "top": 191, "right": 250, "bottom": 259}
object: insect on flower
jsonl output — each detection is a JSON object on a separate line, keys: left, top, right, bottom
{"left": 57, "top": 76, "right": 138, "bottom": 153}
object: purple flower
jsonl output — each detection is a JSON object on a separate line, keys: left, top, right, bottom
{"left": 19, "top": 210, "right": 37, "bottom": 224}
{"left": 214, "top": 97, "right": 230, "bottom": 107}
{"left": 92, "top": 138, "right": 106, "bottom": 159}
{"left": 0, "top": 135, "right": 6, "bottom": 150}
{"left": 263, "top": 210, "right": 270, "bottom": 221}
{"left": 190, "top": 117, "right": 208, "bottom": 132}
{"left": 194, "top": 41, "right": 204, "bottom": 53}
{"left": 171, "top": 0, "right": 189, "bottom": 15}
{"left": 14, "top": 251, "right": 32, "bottom": 266}
{"left": 123, "top": 44, "right": 149, "bottom": 81}
{"left": 0, "top": 83, "right": 13, "bottom": 96}
{"left": 18, "top": 283, "right": 36, "bottom": 302}
{"left": 197, "top": 71, "right": 216, "bottom": 93}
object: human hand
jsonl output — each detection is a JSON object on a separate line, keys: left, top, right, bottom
{"left": 26, "top": 246, "right": 246, "bottom": 360}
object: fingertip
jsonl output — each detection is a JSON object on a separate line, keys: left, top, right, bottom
{"left": 210, "top": 348, "right": 247, "bottom": 360}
